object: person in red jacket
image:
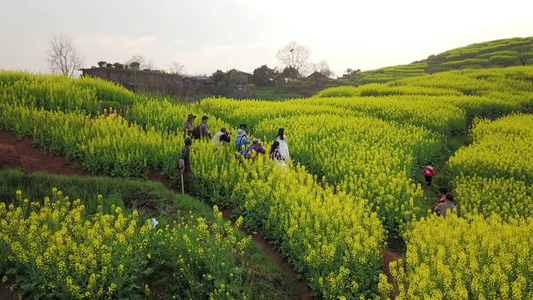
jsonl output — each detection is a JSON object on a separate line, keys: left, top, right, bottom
{"left": 422, "top": 162, "right": 435, "bottom": 189}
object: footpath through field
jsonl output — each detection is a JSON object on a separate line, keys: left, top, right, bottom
{"left": 0, "top": 129, "right": 406, "bottom": 299}
{"left": 0, "top": 129, "right": 314, "bottom": 299}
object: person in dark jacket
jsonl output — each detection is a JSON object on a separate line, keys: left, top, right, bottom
{"left": 178, "top": 138, "right": 192, "bottom": 193}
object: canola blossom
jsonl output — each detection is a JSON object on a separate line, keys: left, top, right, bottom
{"left": 381, "top": 213, "right": 533, "bottom": 300}
{"left": 253, "top": 114, "right": 443, "bottom": 229}
{"left": 0, "top": 189, "right": 152, "bottom": 299}
{"left": 2, "top": 67, "right": 533, "bottom": 299}
{"left": 454, "top": 175, "right": 533, "bottom": 220}
{"left": 0, "top": 73, "right": 387, "bottom": 298}
{"left": 449, "top": 114, "right": 533, "bottom": 185}
{"left": 0, "top": 189, "right": 251, "bottom": 299}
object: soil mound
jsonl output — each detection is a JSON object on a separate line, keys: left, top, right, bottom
{"left": 0, "top": 131, "right": 85, "bottom": 176}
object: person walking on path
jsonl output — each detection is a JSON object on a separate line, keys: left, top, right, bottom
{"left": 199, "top": 116, "right": 211, "bottom": 141}
{"left": 244, "top": 138, "right": 266, "bottom": 158}
{"left": 183, "top": 114, "right": 196, "bottom": 137}
{"left": 433, "top": 187, "right": 448, "bottom": 211}
{"left": 269, "top": 141, "right": 285, "bottom": 164}
{"left": 422, "top": 162, "right": 435, "bottom": 189}
{"left": 211, "top": 127, "right": 231, "bottom": 145}
{"left": 235, "top": 129, "right": 250, "bottom": 154}
{"left": 275, "top": 128, "right": 290, "bottom": 164}
{"left": 434, "top": 192, "right": 457, "bottom": 217}
{"left": 178, "top": 138, "right": 192, "bottom": 193}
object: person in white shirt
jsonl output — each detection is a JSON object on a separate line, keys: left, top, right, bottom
{"left": 275, "top": 128, "right": 290, "bottom": 164}
{"left": 211, "top": 127, "right": 231, "bottom": 145}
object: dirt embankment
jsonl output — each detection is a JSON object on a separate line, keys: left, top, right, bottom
{"left": 0, "top": 131, "right": 85, "bottom": 176}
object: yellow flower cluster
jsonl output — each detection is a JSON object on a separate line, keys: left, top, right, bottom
{"left": 381, "top": 213, "right": 533, "bottom": 299}
{"left": 3, "top": 67, "right": 533, "bottom": 299}
{"left": 450, "top": 114, "right": 533, "bottom": 184}
{"left": 253, "top": 114, "right": 441, "bottom": 228}
{"left": 314, "top": 83, "right": 465, "bottom": 98}
{"left": 455, "top": 174, "right": 533, "bottom": 219}
{"left": 126, "top": 97, "right": 232, "bottom": 136}
{"left": 149, "top": 207, "right": 252, "bottom": 299}
{"left": 0, "top": 189, "right": 152, "bottom": 299}
{"left": 0, "top": 70, "right": 136, "bottom": 114}
{"left": 397, "top": 66, "right": 533, "bottom": 107}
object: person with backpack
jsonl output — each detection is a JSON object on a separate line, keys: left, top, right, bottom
{"left": 198, "top": 116, "right": 211, "bottom": 141}
{"left": 182, "top": 114, "right": 196, "bottom": 138}
{"left": 422, "top": 162, "right": 435, "bottom": 189}
{"left": 211, "top": 127, "right": 231, "bottom": 145}
{"left": 234, "top": 129, "right": 250, "bottom": 154}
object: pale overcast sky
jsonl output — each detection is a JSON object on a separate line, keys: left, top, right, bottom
{"left": 1, "top": 0, "right": 533, "bottom": 77}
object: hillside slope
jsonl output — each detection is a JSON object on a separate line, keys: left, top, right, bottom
{"left": 339, "top": 36, "right": 533, "bottom": 86}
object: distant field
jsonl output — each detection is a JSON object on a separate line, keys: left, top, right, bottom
{"left": 1, "top": 62, "right": 533, "bottom": 299}
{"left": 340, "top": 36, "right": 533, "bottom": 86}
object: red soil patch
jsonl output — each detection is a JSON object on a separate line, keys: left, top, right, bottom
{"left": 0, "top": 130, "right": 86, "bottom": 176}
{"left": 382, "top": 248, "right": 404, "bottom": 299}
{"left": 147, "top": 169, "right": 174, "bottom": 187}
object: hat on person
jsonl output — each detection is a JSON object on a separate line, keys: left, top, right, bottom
{"left": 202, "top": 115, "right": 208, "bottom": 121}
{"left": 187, "top": 114, "right": 196, "bottom": 119}
{"left": 236, "top": 129, "right": 246, "bottom": 137}
{"left": 252, "top": 138, "right": 259, "bottom": 144}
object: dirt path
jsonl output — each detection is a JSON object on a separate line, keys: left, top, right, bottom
{"left": 0, "top": 131, "right": 85, "bottom": 176}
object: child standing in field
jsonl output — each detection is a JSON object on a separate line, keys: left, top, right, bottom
{"left": 422, "top": 162, "right": 435, "bottom": 189}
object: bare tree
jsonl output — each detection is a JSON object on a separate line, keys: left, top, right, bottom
{"left": 313, "top": 59, "right": 335, "bottom": 78}
{"left": 125, "top": 55, "right": 155, "bottom": 70}
{"left": 168, "top": 61, "right": 187, "bottom": 75}
{"left": 46, "top": 34, "right": 84, "bottom": 77}
{"left": 276, "top": 41, "right": 311, "bottom": 77}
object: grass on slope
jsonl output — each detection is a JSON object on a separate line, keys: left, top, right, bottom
{"left": 0, "top": 170, "right": 298, "bottom": 300}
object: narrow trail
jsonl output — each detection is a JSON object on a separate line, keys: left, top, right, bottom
{"left": 0, "top": 129, "right": 405, "bottom": 299}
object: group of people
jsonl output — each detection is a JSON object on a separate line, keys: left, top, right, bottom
{"left": 178, "top": 114, "right": 291, "bottom": 192}
{"left": 423, "top": 162, "right": 457, "bottom": 217}
{"left": 183, "top": 113, "right": 290, "bottom": 164}
{"left": 180, "top": 114, "right": 458, "bottom": 219}
{"left": 233, "top": 128, "right": 290, "bottom": 165}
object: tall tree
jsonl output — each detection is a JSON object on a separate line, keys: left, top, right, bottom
{"left": 168, "top": 61, "right": 187, "bottom": 75}
{"left": 252, "top": 65, "right": 278, "bottom": 86}
{"left": 125, "top": 55, "right": 154, "bottom": 70}
{"left": 278, "top": 66, "right": 299, "bottom": 82}
{"left": 46, "top": 34, "right": 84, "bottom": 77}
{"left": 313, "top": 60, "right": 334, "bottom": 78}
{"left": 276, "top": 41, "right": 311, "bottom": 77}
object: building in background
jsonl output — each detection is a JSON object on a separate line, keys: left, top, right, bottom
{"left": 80, "top": 67, "right": 216, "bottom": 101}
